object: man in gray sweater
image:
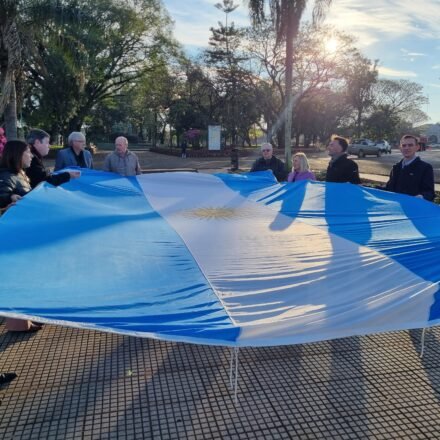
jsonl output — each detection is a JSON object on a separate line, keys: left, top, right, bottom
{"left": 103, "top": 136, "right": 141, "bottom": 176}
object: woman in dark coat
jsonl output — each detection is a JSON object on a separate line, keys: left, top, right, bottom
{"left": 0, "top": 140, "right": 33, "bottom": 211}
{"left": 0, "top": 140, "right": 42, "bottom": 332}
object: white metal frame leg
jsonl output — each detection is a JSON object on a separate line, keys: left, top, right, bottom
{"left": 420, "top": 327, "right": 427, "bottom": 358}
{"left": 228, "top": 347, "right": 240, "bottom": 404}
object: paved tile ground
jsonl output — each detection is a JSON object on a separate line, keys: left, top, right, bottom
{"left": 2, "top": 151, "right": 440, "bottom": 438}
{"left": 1, "top": 319, "right": 440, "bottom": 439}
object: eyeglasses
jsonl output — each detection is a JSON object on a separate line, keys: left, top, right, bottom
{"left": 401, "top": 143, "right": 416, "bottom": 147}
{"left": 262, "top": 149, "right": 271, "bottom": 152}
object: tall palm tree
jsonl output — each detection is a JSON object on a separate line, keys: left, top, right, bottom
{"left": 247, "top": 0, "right": 332, "bottom": 167}
{"left": 0, "top": 0, "right": 23, "bottom": 138}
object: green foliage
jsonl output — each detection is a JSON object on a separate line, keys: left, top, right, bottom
{"left": 203, "top": 1, "right": 261, "bottom": 146}
{"left": 22, "top": 0, "right": 176, "bottom": 136}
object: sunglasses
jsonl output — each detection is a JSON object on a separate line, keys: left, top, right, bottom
{"left": 401, "top": 143, "right": 416, "bottom": 147}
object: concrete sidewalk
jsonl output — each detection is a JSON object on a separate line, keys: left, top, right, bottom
{"left": 1, "top": 320, "right": 440, "bottom": 439}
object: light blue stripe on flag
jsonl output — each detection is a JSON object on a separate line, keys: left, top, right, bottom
{"left": 0, "top": 170, "right": 238, "bottom": 344}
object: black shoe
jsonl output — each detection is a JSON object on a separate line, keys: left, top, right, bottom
{"left": 0, "top": 373, "right": 17, "bottom": 385}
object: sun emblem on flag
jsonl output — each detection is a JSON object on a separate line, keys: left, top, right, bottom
{"left": 182, "top": 206, "right": 245, "bottom": 220}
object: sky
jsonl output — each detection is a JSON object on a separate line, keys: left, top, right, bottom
{"left": 162, "top": 0, "right": 440, "bottom": 124}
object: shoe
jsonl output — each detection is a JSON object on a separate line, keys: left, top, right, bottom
{"left": 0, "top": 373, "right": 17, "bottom": 385}
{"left": 9, "top": 323, "right": 42, "bottom": 333}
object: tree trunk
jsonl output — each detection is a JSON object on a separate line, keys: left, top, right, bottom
{"left": 67, "top": 116, "right": 83, "bottom": 134}
{"left": 276, "top": 128, "right": 284, "bottom": 150}
{"left": 4, "top": 80, "right": 17, "bottom": 139}
{"left": 283, "top": 12, "right": 295, "bottom": 170}
{"left": 356, "top": 109, "right": 362, "bottom": 138}
{"left": 152, "top": 112, "right": 157, "bottom": 147}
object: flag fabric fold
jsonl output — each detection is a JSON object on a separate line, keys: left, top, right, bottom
{"left": 0, "top": 169, "right": 439, "bottom": 347}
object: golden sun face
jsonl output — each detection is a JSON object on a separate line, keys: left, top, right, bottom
{"left": 181, "top": 207, "right": 245, "bottom": 220}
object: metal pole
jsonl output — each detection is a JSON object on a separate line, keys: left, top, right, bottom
{"left": 420, "top": 328, "right": 427, "bottom": 358}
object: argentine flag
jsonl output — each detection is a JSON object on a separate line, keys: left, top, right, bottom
{"left": 0, "top": 170, "right": 439, "bottom": 347}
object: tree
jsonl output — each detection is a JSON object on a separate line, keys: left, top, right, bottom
{"left": 23, "top": 0, "right": 175, "bottom": 138}
{"left": 204, "top": 0, "right": 260, "bottom": 146}
{"left": 344, "top": 56, "right": 378, "bottom": 138}
{"left": 0, "top": 0, "right": 26, "bottom": 138}
{"left": 363, "top": 79, "right": 429, "bottom": 141}
{"left": 167, "top": 62, "right": 216, "bottom": 144}
{"left": 371, "top": 79, "right": 428, "bottom": 126}
{"left": 247, "top": 0, "right": 332, "bottom": 167}
{"left": 364, "top": 107, "right": 400, "bottom": 141}
{"left": 245, "top": 21, "right": 365, "bottom": 146}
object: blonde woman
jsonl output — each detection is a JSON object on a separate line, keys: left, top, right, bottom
{"left": 287, "top": 152, "right": 316, "bottom": 182}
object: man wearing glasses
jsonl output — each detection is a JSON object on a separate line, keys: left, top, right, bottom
{"left": 55, "top": 132, "right": 94, "bottom": 171}
{"left": 250, "top": 143, "right": 286, "bottom": 182}
{"left": 385, "top": 134, "right": 434, "bottom": 201}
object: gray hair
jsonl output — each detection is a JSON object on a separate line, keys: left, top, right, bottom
{"left": 115, "top": 136, "right": 128, "bottom": 146}
{"left": 27, "top": 128, "right": 50, "bottom": 146}
{"left": 68, "top": 131, "right": 86, "bottom": 146}
{"left": 261, "top": 142, "right": 273, "bottom": 151}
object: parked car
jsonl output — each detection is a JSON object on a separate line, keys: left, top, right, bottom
{"left": 348, "top": 139, "right": 382, "bottom": 158}
{"left": 375, "top": 140, "right": 391, "bottom": 154}
{"left": 428, "top": 143, "right": 440, "bottom": 150}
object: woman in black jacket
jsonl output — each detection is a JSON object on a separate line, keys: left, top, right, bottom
{"left": 0, "top": 140, "right": 42, "bottom": 332}
{"left": 0, "top": 140, "right": 32, "bottom": 211}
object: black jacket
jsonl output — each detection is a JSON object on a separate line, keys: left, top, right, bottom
{"left": 26, "top": 148, "right": 70, "bottom": 189}
{"left": 250, "top": 156, "right": 287, "bottom": 182}
{"left": 0, "top": 168, "right": 32, "bottom": 209}
{"left": 385, "top": 157, "right": 434, "bottom": 201}
{"left": 326, "top": 154, "right": 361, "bottom": 184}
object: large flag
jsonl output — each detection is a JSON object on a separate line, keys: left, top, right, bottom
{"left": 0, "top": 170, "right": 439, "bottom": 347}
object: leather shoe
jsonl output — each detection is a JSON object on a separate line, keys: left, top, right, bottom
{"left": 0, "top": 373, "right": 17, "bottom": 385}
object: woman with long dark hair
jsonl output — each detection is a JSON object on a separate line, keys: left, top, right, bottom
{"left": 0, "top": 140, "right": 33, "bottom": 211}
{"left": 0, "top": 140, "right": 41, "bottom": 332}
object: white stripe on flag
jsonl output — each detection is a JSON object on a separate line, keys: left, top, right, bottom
{"left": 137, "top": 173, "right": 437, "bottom": 346}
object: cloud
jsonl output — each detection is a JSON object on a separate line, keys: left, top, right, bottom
{"left": 377, "top": 66, "right": 417, "bottom": 78}
{"left": 400, "top": 48, "right": 426, "bottom": 57}
{"left": 323, "top": 0, "right": 440, "bottom": 44}
{"left": 164, "top": 0, "right": 249, "bottom": 48}
{"left": 428, "top": 83, "right": 440, "bottom": 89}
{"left": 432, "top": 65, "right": 440, "bottom": 70}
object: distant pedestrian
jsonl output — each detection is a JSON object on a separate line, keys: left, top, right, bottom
{"left": 181, "top": 139, "right": 187, "bottom": 158}
{"left": 386, "top": 134, "right": 434, "bottom": 201}
{"left": 287, "top": 152, "right": 316, "bottom": 182}
{"left": 55, "top": 132, "right": 93, "bottom": 171}
{"left": 103, "top": 136, "right": 141, "bottom": 176}
{"left": 250, "top": 143, "right": 286, "bottom": 182}
{"left": 326, "top": 136, "right": 360, "bottom": 184}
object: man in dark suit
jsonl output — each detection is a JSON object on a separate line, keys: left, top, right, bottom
{"left": 326, "top": 136, "right": 361, "bottom": 184}
{"left": 386, "top": 134, "right": 434, "bottom": 201}
{"left": 55, "top": 132, "right": 93, "bottom": 171}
